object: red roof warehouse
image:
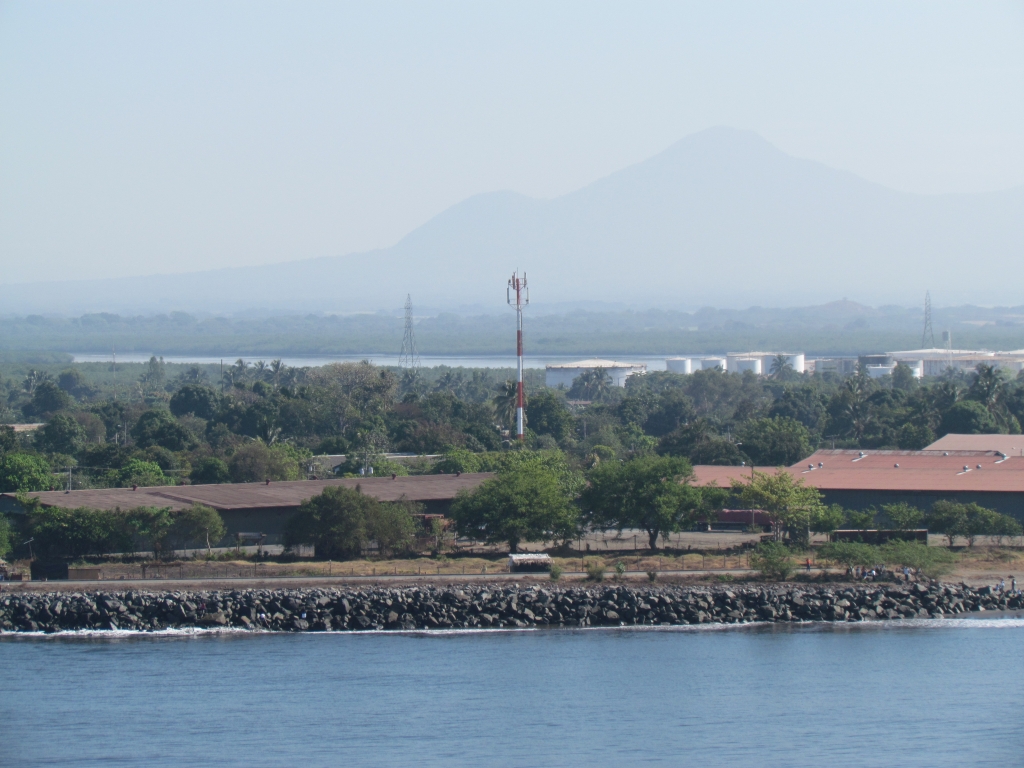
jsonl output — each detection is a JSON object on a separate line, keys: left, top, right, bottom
{"left": 692, "top": 450, "right": 1024, "bottom": 521}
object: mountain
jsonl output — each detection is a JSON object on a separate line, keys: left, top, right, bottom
{"left": 6, "top": 127, "right": 1022, "bottom": 314}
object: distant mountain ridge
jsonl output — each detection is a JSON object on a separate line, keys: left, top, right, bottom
{"left": 6, "top": 127, "right": 1022, "bottom": 314}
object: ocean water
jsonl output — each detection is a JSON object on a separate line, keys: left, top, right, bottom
{"left": 3, "top": 618, "right": 1023, "bottom": 767}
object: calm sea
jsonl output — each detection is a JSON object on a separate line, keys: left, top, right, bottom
{"left": 3, "top": 618, "right": 1023, "bottom": 767}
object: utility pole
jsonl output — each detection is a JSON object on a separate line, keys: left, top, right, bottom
{"left": 507, "top": 271, "right": 529, "bottom": 442}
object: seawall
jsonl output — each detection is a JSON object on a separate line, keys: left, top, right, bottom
{"left": 1, "top": 583, "right": 1021, "bottom": 633}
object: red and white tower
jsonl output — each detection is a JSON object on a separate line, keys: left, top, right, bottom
{"left": 507, "top": 270, "right": 529, "bottom": 441}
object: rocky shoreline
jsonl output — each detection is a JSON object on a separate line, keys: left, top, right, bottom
{"left": 1, "top": 582, "right": 1021, "bottom": 633}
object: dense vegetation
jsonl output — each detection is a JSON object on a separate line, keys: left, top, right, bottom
{"left": 2, "top": 356, "right": 1024, "bottom": 498}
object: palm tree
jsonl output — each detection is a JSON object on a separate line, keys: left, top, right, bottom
{"left": 770, "top": 354, "right": 794, "bottom": 380}
{"left": 583, "top": 368, "right": 612, "bottom": 401}
{"left": 269, "top": 359, "right": 286, "bottom": 387}
{"left": 252, "top": 360, "right": 269, "bottom": 382}
{"left": 492, "top": 380, "right": 524, "bottom": 431}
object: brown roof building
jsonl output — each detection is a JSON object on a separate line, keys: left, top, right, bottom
{"left": 691, "top": 450, "right": 1024, "bottom": 520}
{"left": 1, "top": 473, "right": 493, "bottom": 544}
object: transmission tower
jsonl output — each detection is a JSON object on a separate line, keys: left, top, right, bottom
{"left": 399, "top": 294, "right": 419, "bottom": 368}
{"left": 507, "top": 271, "right": 529, "bottom": 442}
{"left": 921, "top": 290, "right": 936, "bottom": 349}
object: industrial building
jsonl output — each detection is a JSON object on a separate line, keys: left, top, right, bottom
{"left": 0, "top": 473, "right": 493, "bottom": 546}
{"left": 545, "top": 359, "right": 647, "bottom": 388}
{"left": 924, "top": 434, "right": 1024, "bottom": 456}
{"left": 665, "top": 352, "right": 805, "bottom": 376}
{"left": 691, "top": 449, "right": 1024, "bottom": 520}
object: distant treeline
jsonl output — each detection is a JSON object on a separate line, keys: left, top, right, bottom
{"left": 3, "top": 303, "right": 1024, "bottom": 356}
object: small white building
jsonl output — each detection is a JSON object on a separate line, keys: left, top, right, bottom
{"left": 545, "top": 359, "right": 647, "bottom": 388}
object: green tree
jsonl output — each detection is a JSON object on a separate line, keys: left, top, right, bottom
{"left": 284, "top": 485, "right": 376, "bottom": 559}
{"left": 809, "top": 504, "right": 847, "bottom": 535}
{"left": 527, "top": 389, "right": 575, "bottom": 442}
{"left": 190, "top": 456, "right": 230, "bottom": 485}
{"left": 492, "top": 380, "right": 522, "bottom": 432}
{"left": 0, "top": 513, "right": 12, "bottom": 559}
{"left": 817, "top": 541, "right": 877, "bottom": 569}
{"left": 169, "top": 385, "right": 219, "bottom": 419}
{"left": 845, "top": 508, "right": 876, "bottom": 532}
{"left": 733, "top": 470, "right": 823, "bottom": 541}
{"left": 450, "top": 461, "right": 577, "bottom": 553}
{"left": 432, "top": 448, "right": 483, "bottom": 474}
{"left": 927, "top": 500, "right": 968, "bottom": 547}
{"left": 367, "top": 501, "right": 419, "bottom": 557}
{"left": 115, "top": 459, "right": 167, "bottom": 488}
{"left": 27, "top": 381, "right": 73, "bottom": 417}
{"left": 132, "top": 409, "right": 197, "bottom": 452}
{"left": 171, "top": 503, "right": 226, "bottom": 555}
{"left": 0, "top": 425, "right": 16, "bottom": 454}
{"left": 36, "top": 414, "right": 87, "bottom": 455}
{"left": 0, "top": 452, "right": 57, "bottom": 492}
{"left": 890, "top": 362, "right": 919, "bottom": 392}
{"left": 879, "top": 502, "right": 924, "bottom": 531}
{"left": 228, "top": 441, "right": 302, "bottom": 482}
{"left": 736, "top": 416, "right": 811, "bottom": 466}
{"left": 939, "top": 400, "right": 998, "bottom": 436}
{"left": 582, "top": 454, "right": 716, "bottom": 550}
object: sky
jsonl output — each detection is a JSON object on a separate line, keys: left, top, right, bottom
{"left": 1, "top": 1, "right": 1022, "bottom": 287}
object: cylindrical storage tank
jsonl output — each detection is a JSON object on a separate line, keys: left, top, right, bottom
{"left": 762, "top": 353, "right": 806, "bottom": 375}
{"left": 732, "top": 357, "right": 762, "bottom": 375}
{"left": 666, "top": 357, "right": 692, "bottom": 374}
{"left": 701, "top": 357, "right": 726, "bottom": 370}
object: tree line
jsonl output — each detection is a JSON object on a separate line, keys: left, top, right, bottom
{"left": 1, "top": 357, "right": 1023, "bottom": 502}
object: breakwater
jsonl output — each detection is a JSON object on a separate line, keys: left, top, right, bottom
{"left": 2, "top": 582, "right": 1021, "bottom": 633}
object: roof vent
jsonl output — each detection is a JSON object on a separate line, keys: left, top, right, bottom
{"left": 859, "top": 452, "right": 865, "bottom": 457}
{"left": 977, "top": 464, "right": 982, "bottom": 470}
{"left": 963, "top": 465, "right": 969, "bottom": 471}
{"left": 818, "top": 462, "right": 823, "bottom": 469}
{"left": 808, "top": 464, "right": 814, "bottom": 470}
{"left": 894, "top": 463, "right": 899, "bottom": 468}
{"left": 943, "top": 452, "right": 949, "bottom": 456}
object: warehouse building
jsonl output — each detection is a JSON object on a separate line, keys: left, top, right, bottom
{"left": 691, "top": 449, "right": 1024, "bottom": 521}
{"left": 0, "top": 473, "right": 492, "bottom": 545}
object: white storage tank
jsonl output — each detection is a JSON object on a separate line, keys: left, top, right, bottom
{"left": 666, "top": 357, "right": 693, "bottom": 374}
{"left": 701, "top": 357, "right": 727, "bottom": 370}
{"left": 761, "top": 353, "right": 805, "bottom": 375}
{"left": 731, "top": 357, "right": 762, "bottom": 375}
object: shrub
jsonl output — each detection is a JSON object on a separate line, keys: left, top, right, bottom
{"left": 549, "top": 563, "right": 563, "bottom": 581}
{"left": 584, "top": 559, "right": 605, "bottom": 582}
{"left": 646, "top": 570, "right": 658, "bottom": 582}
{"left": 614, "top": 561, "right": 627, "bottom": 578}
{"left": 749, "top": 541, "right": 793, "bottom": 581}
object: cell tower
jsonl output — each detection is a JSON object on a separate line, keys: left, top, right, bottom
{"left": 399, "top": 294, "right": 419, "bottom": 368}
{"left": 921, "top": 291, "right": 936, "bottom": 348}
{"left": 507, "top": 271, "right": 529, "bottom": 442}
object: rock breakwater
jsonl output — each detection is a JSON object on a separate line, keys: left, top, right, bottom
{"left": 2, "top": 583, "right": 1021, "bottom": 633}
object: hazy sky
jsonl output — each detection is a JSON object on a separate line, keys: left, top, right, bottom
{"left": 2, "top": 1, "right": 1022, "bottom": 286}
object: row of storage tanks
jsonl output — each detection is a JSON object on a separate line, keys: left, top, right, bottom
{"left": 666, "top": 353, "right": 805, "bottom": 376}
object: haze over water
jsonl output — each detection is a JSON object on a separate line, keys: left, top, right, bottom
{"left": 4, "top": 619, "right": 1023, "bottom": 767}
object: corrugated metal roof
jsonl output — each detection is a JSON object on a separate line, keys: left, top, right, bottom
{"left": 924, "top": 434, "right": 1024, "bottom": 456}
{"left": 691, "top": 450, "right": 1024, "bottom": 493}
{"left": 6, "top": 473, "right": 494, "bottom": 512}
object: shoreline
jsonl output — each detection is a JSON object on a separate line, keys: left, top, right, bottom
{"left": 3, "top": 582, "right": 1021, "bottom": 635}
